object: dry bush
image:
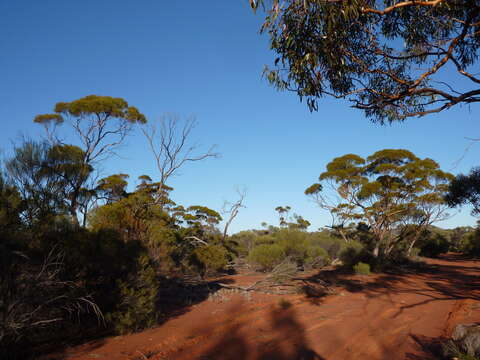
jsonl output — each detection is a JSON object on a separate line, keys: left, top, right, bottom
{"left": 0, "top": 245, "right": 102, "bottom": 359}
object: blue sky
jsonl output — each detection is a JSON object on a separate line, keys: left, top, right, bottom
{"left": 1, "top": 0, "right": 478, "bottom": 232}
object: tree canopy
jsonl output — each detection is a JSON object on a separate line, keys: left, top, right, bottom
{"left": 252, "top": 0, "right": 480, "bottom": 123}
{"left": 305, "top": 149, "right": 454, "bottom": 257}
{"left": 34, "top": 95, "right": 146, "bottom": 163}
{"left": 446, "top": 167, "right": 480, "bottom": 215}
{"left": 32, "top": 95, "right": 146, "bottom": 225}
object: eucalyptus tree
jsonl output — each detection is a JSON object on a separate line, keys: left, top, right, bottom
{"left": 446, "top": 167, "right": 480, "bottom": 215}
{"left": 251, "top": 0, "right": 480, "bottom": 122}
{"left": 96, "top": 174, "right": 130, "bottom": 204}
{"left": 34, "top": 95, "right": 146, "bottom": 163}
{"left": 5, "top": 140, "right": 94, "bottom": 227}
{"left": 6, "top": 140, "right": 63, "bottom": 225}
{"left": 274, "top": 205, "right": 311, "bottom": 230}
{"left": 33, "top": 95, "right": 146, "bottom": 225}
{"left": 305, "top": 149, "right": 453, "bottom": 257}
{"left": 184, "top": 206, "right": 223, "bottom": 236}
{"left": 42, "top": 144, "right": 94, "bottom": 226}
{"left": 275, "top": 205, "right": 291, "bottom": 227}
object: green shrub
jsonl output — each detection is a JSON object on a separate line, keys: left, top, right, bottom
{"left": 462, "top": 230, "right": 480, "bottom": 256}
{"left": 409, "top": 247, "right": 421, "bottom": 258}
{"left": 304, "top": 245, "right": 330, "bottom": 269}
{"left": 353, "top": 262, "right": 371, "bottom": 275}
{"left": 248, "top": 243, "right": 285, "bottom": 271}
{"left": 194, "top": 244, "right": 228, "bottom": 275}
{"left": 254, "top": 234, "right": 276, "bottom": 245}
{"left": 246, "top": 230, "right": 332, "bottom": 271}
{"left": 339, "top": 241, "right": 364, "bottom": 267}
{"left": 107, "top": 254, "right": 159, "bottom": 334}
{"left": 419, "top": 233, "right": 450, "bottom": 258}
{"left": 310, "top": 232, "right": 344, "bottom": 259}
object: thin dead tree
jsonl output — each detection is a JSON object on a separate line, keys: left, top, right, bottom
{"left": 222, "top": 188, "right": 247, "bottom": 243}
{"left": 142, "top": 114, "right": 219, "bottom": 205}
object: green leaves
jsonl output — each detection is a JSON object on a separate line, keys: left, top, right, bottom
{"left": 52, "top": 95, "right": 147, "bottom": 124}
{"left": 306, "top": 148, "right": 454, "bottom": 257}
{"left": 33, "top": 113, "right": 64, "bottom": 125}
{"left": 304, "top": 183, "right": 322, "bottom": 195}
{"left": 253, "top": 0, "right": 480, "bottom": 121}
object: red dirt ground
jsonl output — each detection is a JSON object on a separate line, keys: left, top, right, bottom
{"left": 45, "top": 254, "right": 480, "bottom": 360}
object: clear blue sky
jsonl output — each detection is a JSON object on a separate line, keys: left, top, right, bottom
{"left": 1, "top": 0, "right": 478, "bottom": 232}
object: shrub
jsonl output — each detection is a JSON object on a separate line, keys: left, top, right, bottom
{"left": 0, "top": 243, "right": 101, "bottom": 360}
{"left": 353, "top": 262, "right": 371, "bottom": 275}
{"left": 310, "top": 232, "right": 344, "bottom": 259}
{"left": 248, "top": 243, "right": 285, "bottom": 271}
{"left": 419, "top": 233, "right": 450, "bottom": 258}
{"left": 229, "top": 230, "right": 258, "bottom": 256}
{"left": 339, "top": 241, "right": 364, "bottom": 267}
{"left": 107, "top": 254, "right": 159, "bottom": 334}
{"left": 193, "top": 244, "right": 228, "bottom": 275}
{"left": 304, "top": 245, "right": 330, "bottom": 269}
{"left": 254, "top": 234, "right": 277, "bottom": 246}
{"left": 409, "top": 247, "right": 421, "bottom": 258}
{"left": 462, "top": 230, "right": 480, "bottom": 257}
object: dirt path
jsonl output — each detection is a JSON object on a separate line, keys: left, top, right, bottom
{"left": 48, "top": 255, "right": 480, "bottom": 360}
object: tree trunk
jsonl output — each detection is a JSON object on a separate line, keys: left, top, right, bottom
{"left": 373, "top": 244, "right": 380, "bottom": 258}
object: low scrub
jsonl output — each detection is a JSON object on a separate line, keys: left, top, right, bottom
{"left": 193, "top": 244, "right": 229, "bottom": 276}
{"left": 248, "top": 243, "right": 285, "bottom": 271}
{"left": 353, "top": 262, "right": 371, "bottom": 275}
{"left": 247, "top": 230, "right": 332, "bottom": 271}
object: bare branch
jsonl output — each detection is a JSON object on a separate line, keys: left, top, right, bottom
{"left": 142, "top": 114, "right": 220, "bottom": 202}
{"left": 222, "top": 187, "right": 247, "bottom": 242}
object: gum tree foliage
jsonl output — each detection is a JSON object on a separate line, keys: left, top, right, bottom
{"left": 34, "top": 95, "right": 146, "bottom": 163}
{"left": 275, "top": 205, "right": 311, "bottom": 230}
{"left": 305, "top": 149, "right": 453, "bottom": 257}
{"left": 89, "top": 175, "right": 228, "bottom": 274}
{"left": 42, "top": 144, "right": 94, "bottom": 224}
{"left": 33, "top": 95, "right": 146, "bottom": 225}
{"left": 0, "top": 173, "right": 23, "bottom": 235}
{"left": 251, "top": 0, "right": 480, "bottom": 122}
{"left": 5, "top": 140, "right": 92, "bottom": 226}
{"left": 5, "top": 141, "right": 57, "bottom": 225}
{"left": 445, "top": 167, "right": 480, "bottom": 215}
{"left": 183, "top": 205, "right": 223, "bottom": 236}
{"left": 275, "top": 205, "right": 291, "bottom": 227}
{"left": 96, "top": 174, "right": 130, "bottom": 204}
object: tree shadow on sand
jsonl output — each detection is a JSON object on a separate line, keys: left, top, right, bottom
{"left": 300, "top": 254, "right": 480, "bottom": 312}
{"left": 195, "top": 302, "right": 324, "bottom": 360}
{"left": 404, "top": 334, "right": 446, "bottom": 360}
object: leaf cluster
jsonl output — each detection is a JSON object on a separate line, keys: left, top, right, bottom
{"left": 255, "top": 0, "right": 480, "bottom": 122}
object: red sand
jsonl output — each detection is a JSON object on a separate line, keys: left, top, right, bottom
{"left": 46, "top": 254, "right": 480, "bottom": 360}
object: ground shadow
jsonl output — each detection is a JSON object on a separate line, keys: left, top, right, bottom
{"left": 300, "top": 254, "right": 480, "bottom": 311}
{"left": 404, "top": 334, "right": 446, "bottom": 360}
{"left": 194, "top": 302, "right": 325, "bottom": 360}
{"left": 42, "top": 276, "right": 235, "bottom": 360}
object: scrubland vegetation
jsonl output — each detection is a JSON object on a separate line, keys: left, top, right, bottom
{"left": 1, "top": 96, "right": 479, "bottom": 359}
{"left": 2, "top": 1, "right": 480, "bottom": 358}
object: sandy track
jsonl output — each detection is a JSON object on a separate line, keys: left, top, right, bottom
{"left": 49, "top": 255, "right": 480, "bottom": 360}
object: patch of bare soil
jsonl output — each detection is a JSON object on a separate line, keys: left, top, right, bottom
{"left": 43, "top": 254, "right": 480, "bottom": 360}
